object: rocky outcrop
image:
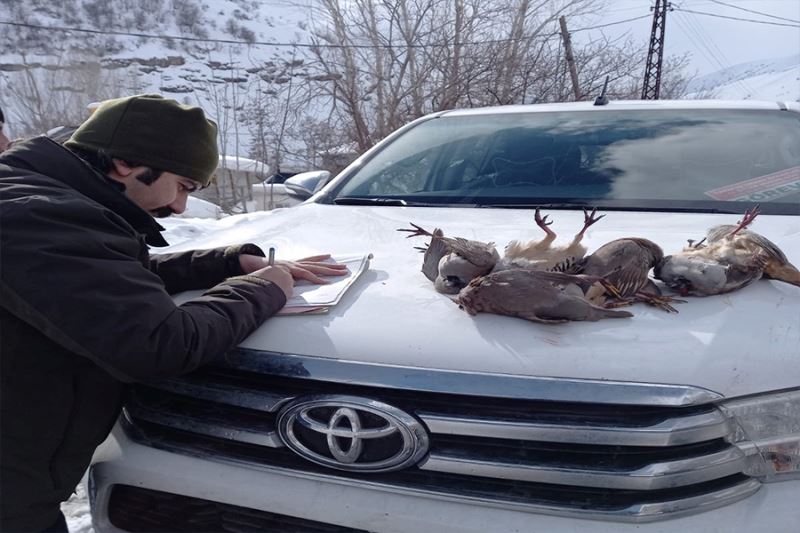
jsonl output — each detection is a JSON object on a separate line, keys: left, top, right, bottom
{"left": 103, "top": 56, "right": 186, "bottom": 69}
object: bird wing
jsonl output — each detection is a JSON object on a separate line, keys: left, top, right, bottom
{"left": 464, "top": 270, "right": 569, "bottom": 323}
{"left": 459, "top": 269, "right": 629, "bottom": 323}
{"left": 739, "top": 231, "right": 789, "bottom": 265}
{"left": 529, "top": 270, "right": 591, "bottom": 287}
{"left": 449, "top": 237, "right": 499, "bottom": 269}
{"left": 719, "top": 262, "right": 764, "bottom": 293}
{"left": 552, "top": 255, "right": 587, "bottom": 274}
{"left": 421, "top": 236, "right": 449, "bottom": 282}
{"left": 706, "top": 224, "right": 736, "bottom": 243}
{"left": 605, "top": 260, "right": 652, "bottom": 297}
{"left": 522, "top": 271, "right": 632, "bottom": 321}
{"left": 580, "top": 240, "right": 657, "bottom": 297}
{"left": 543, "top": 296, "right": 633, "bottom": 321}
{"left": 516, "top": 312, "right": 570, "bottom": 324}
{"left": 707, "top": 225, "right": 795, "bottom": 281}
{"left": 708, "top": 225, "right": 788, "bottom": 261}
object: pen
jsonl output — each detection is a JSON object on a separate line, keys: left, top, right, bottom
{"left": 268, "top": 247, "right": 275, "bottom": 266}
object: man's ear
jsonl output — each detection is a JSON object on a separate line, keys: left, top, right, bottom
{"left": 110, "top": 158, "right": 135, "bottom": 178}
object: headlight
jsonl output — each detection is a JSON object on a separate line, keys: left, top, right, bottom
{"left": 719, "top": 388, "right": 800, "bottom": 481}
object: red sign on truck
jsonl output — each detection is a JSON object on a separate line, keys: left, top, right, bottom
{"left": 706, "top": 166, "right": 800, "bottom": 202}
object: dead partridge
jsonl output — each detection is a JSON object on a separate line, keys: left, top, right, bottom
{"left": 655, "top": 206, "right": 800, "bottom": 296}
{"left": 398, "top": 223, "right": 499, "bottom": 294}
{"left": 456, "top": 269, "right": 633, "bottom": 324}
{"left": 573, "top": 238, "right": 681, "bottom": 312}
{"left": 497, "top": 208, "right": 605, "bottom": 271}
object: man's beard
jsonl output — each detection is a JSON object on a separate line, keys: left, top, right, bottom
{"left": 152, "top": 206, "right": 174, "bottom": 218}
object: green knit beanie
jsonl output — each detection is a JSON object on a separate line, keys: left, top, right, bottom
{"left": 65, "top": 94, "right": 219, "bottom": 186}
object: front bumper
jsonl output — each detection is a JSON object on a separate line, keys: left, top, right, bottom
{"left": 90, "top": 424, "right": 799, "bottom": 533}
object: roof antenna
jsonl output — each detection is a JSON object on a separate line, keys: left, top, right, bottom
{"left": 594, "top": 76, "right": 610, "bottom": 106}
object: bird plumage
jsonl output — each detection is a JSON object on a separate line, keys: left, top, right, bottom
{"left": 496, "top": 208, "right": 605, "bottom": 272}
{"left": 456, "top": 269, "right": 633, "bottom": 323}
{"left": 576, "top": 238, "right": 664, "bottom": 296}
{"left": 654, "top": 206, "right": 800, "bottom": 296}
{"left": 398, "top": 223, "right": 499, "bottom": 294}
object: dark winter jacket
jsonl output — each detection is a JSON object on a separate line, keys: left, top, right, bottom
{"left": 0, "top": 137, "right": 287, "bottom": 531}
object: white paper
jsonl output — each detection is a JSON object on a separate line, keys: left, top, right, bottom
{"left": 284, "top": 253, "right": 373, "bottom": 308}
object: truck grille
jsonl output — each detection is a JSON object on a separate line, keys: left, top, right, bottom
{"left": 108, "top": 485, "right": 366, "bottom": 532}
{"left": 124, "top": 350, "right": 759, "bottom": 523}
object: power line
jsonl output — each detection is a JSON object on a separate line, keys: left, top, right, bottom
{"left": 571, "top": 14, "right": 652, "bottom": 32}
{"left": 0, "top": 19, "right": 548, "bottom": 49}
{"left": 707, "top": 0, "right": 800, "bottom": 24}
{"left": 672, "top": 7, "right": 800, "bottom": 27}
{"left": 0, "top": 20, "right": 336, "bottom": 48}
{"left": 674, "top": 5, "right": 740, "bottom": 70}
{"left": 672, "top": 11, "right": 755, "bottom": 96}
{"left": 0, "top": 15, "right": 651, "bottom": 51}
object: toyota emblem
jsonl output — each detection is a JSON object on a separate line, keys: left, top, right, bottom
{"left": 276, "top": 395, "right": 429, "bottom": 472}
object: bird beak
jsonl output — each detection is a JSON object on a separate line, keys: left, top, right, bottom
{"left": 444, "top": 276, "right": 467, "bottom": 291}
{"left": 435, "top": 276, "right": 466, "bottom": 294}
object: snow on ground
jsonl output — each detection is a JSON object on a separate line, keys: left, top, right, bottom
{"left": 708, "top": 65, "right": 800, "bottom": 101}
{"left": 64, "top": 479, "right": 93, "bottom": 533}
{"left": 686, "top": 54, "right": 800, "bottom": 101}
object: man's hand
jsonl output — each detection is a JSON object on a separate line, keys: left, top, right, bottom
{"left": 248, "top": 265, "right": 294, "bottom": 300}
{"left": 240, "top": 253, "right": 349, "bottom": 284}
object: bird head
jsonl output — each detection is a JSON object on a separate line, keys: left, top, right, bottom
{"left": 655, "top": 255, "right": 730, "bottom": 296}
{"left": 434, "top": 274, "right": 469, "bottom": 294}
{"left": 434, "top": 253, "right": 485, "bottom": 294}
{"left": 654, "top": 255, "right": 692, "bottom": 295}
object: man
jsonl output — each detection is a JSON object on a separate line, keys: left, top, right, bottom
{"left": 0, "top": 94, "right": 345, "bottom": 532}
{"left": 0, "top": 104, "right": 10, "bottom": 152}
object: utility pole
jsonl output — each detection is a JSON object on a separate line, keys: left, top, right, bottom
{"left": 559, "top": 16, "right": 581, "bottom": 101}
{"left": 642, "top": 0, "right": 671, "bottom": 100}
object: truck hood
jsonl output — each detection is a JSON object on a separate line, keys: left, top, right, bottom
{"left": 165, "top": 204, "right": 800, "bottom": 399}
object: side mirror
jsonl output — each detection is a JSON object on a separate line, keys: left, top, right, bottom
{"left": 284, "top": 170, "right": 332, "bottom": 200}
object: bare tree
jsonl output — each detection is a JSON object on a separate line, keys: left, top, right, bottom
{"left": 0, "top": 52, "right": 139, "bottom": 136}
{"left": 198, "top": 48, "right": 252, "bottom": 213}
{"left": 243, "top": 49, "right": 318, "bottom": 210}
{"left": 305, "top": 0, "right": 608, "bottom": 153}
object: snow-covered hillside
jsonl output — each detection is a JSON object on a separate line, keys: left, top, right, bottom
{"left": 686, "top": 54, "right": 799, "bottom": 101}
{"left": 0, "top": 0, "right": 318, "bottom": 167}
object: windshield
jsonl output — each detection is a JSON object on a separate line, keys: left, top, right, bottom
{"left": 329, "top": 108, "right": 800, "bottom": 214}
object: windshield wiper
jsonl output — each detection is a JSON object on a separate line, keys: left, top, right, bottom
{"left": 483, "top": 203, "right": 738, "bottom": 214}
{"left": 483, "top": 202, "right": 590, "bottom": 209}
{"left": 334, "top": 197, "right": 408, "bottom": 206}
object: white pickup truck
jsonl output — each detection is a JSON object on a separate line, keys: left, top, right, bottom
{"left": 89, "top": 100, "right": 799, "bottom": 532}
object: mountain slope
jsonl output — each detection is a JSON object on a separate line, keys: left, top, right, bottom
{"left": 686, "top": 54, "right": 800, "bottom": 101}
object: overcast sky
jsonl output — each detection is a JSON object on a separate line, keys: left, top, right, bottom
{"left": 580, "top": 0, "right": 800, "bottom": 76}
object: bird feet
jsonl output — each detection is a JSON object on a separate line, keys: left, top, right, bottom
{"left": 534, "top": 208, "right": 556, "bottom": 237}
{"left": 634, "top": 291, "right": 685, "bottom": 313}
{"left": 603, "top": 298, "right": 635, "bottom": 309}
{"left": 576, "top": 207, "right": 605, "bottom": 239}
{"left": 397, "top": 222, "right": 436, "bottom": 239}
{"left": 729, "top": 205, "right": 760, "bottom": 237}
{"left": 603, "top": 290, "right": 684, "bottom": 313}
